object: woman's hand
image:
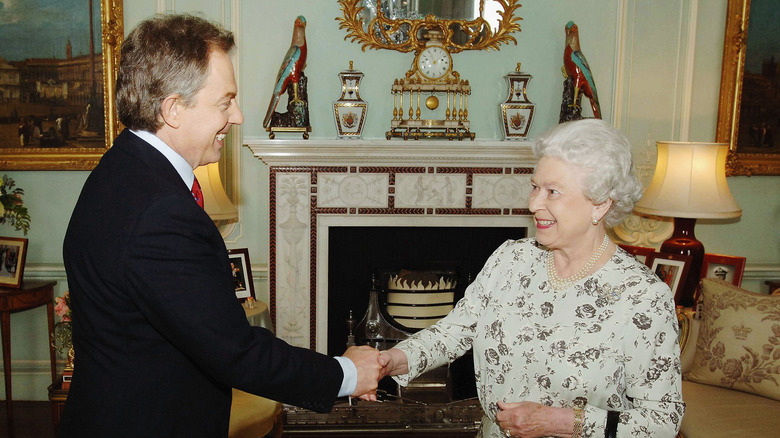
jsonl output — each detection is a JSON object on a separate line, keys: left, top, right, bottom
{"left": 496, "top": 401, "right": 575, "bottom": 438}
{"left": 379, "top": 348, "right": 409, "bottom": 378}
{"left": 356, "top": 348, "right": 409, "bottom": 401}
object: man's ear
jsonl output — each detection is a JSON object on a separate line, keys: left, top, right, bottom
{"left": 159, "top": 95, "right": 182, "bottom": 129}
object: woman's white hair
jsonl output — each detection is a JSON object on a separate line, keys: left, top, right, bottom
{"left": 532, "top": 119, "right": 644, "bottom": 227}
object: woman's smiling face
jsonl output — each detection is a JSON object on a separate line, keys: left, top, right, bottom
{"left": 528, "top": 156, "right": 598, "bottom": 250}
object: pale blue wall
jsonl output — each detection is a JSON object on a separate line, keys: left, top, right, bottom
{"left": 2, "top": 0, "right": 778, "bottom": 401}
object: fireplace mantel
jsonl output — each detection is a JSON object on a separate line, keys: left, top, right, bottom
{"left": 245, "top": 138, "right": 536, "bottom": 167}
{"left": 246, "top": 138, "right": 537, "bottom": 351}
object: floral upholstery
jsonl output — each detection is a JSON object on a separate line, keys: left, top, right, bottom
{"left": 685, "top": 278, "right": 780, "bottom": 402}
{"left": 676, "top": 278, "right": 780, "bottom": 438}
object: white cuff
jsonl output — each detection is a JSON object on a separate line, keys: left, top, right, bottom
{"left": 334, "top": 356, "right": 357, "bottom": 397}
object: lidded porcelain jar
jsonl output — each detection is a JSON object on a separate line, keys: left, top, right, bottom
{"left": 333, "top": 61, "right": 368, "bottom": 139}
{"left": 500, "top": 62, "right": 535, "bottom": 140}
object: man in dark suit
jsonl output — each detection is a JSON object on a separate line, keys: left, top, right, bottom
{"left": 60, "top": 14, "right": 384, "bottom": 437}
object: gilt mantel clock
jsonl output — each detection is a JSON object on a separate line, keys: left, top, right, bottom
{"left": 388, "top": 31, "right": 473, "bottom": 140}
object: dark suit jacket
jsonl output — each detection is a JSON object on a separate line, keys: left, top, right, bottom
{"left": 60, "top": 130, "right": 343, "bottom": 437}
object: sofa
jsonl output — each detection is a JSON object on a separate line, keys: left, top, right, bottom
{"left": 677, "top": 278, "right": 780, "bottom": 438}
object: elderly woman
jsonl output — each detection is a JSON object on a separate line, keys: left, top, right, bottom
{"left": 379, "top": 119, "right": 684, "bottom": 437}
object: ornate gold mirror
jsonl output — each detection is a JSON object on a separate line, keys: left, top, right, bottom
{"left": 337, "top": 0, "right": 522, "bottom": 53}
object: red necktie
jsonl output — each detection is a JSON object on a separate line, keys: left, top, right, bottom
{"left": 191, "top": 177, "right": 204, "bottom": 209}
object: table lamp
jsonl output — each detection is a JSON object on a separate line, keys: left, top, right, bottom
{"left": 193, "top": 162, "right": 239, "bottom": 221}
{"left": 634, "top": 141, "right": 741, "bottom": 307}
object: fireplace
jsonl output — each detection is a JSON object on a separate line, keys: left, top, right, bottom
{"left": 247, "top": 139, "right": 537, "bottom": 352}
{"left": 327, "top": 225, "right": 526, "bottom": 357}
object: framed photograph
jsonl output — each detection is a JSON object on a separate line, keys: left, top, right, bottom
{"left": 0, "top": 236, "right": 28, "bottom": 288}
{"left": 228, "top": 248, "right": 255, "bottom": 301}
{"left": 715, "top": 0, "right": 780, "bottom": 176}
{"left": 700, "top": 253, "right": 746, "bottom": 286}
{"left": 0, "top": 0, "right": 124, "bottom": 170}
{"left": 618, "top": 244, "right": 656, "bottom": 266}
{"left": 647, "top": 252, "right": 692, "bottom": 301}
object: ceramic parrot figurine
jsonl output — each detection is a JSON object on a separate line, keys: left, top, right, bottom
{"left": 563, "top": 21, "right": 601, "bottom": 119}
{"left": 263, "top": 16, "right": 307, "bottom": 128}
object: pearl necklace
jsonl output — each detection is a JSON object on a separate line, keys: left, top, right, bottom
{"left": 546, "top": 234, "right": 610, "bottom": 290}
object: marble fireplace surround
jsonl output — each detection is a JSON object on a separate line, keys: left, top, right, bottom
{"left": 246, "top": 139, "right": 538, "bottom": 352}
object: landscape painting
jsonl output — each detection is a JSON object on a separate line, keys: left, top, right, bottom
{"left": 0, "top": 0, "right": 122, "bottom": 170}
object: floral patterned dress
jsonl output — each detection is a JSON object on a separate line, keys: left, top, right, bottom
{"left": 393, "top": 238, "right": 685, "bottom": 437}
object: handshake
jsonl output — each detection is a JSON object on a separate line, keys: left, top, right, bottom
{"left": 342, "top": 346, "right": 409, "bottom": 400}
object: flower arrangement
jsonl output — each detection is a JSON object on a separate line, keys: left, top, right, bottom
{"left": 52, "top": 291, "right": 73, "bottom": 357}
{"left": 0, "top": 175, "right": 31, "bottom": 235}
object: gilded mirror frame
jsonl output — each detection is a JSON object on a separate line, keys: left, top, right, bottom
{"left": 716, "top": 0, "right": 779, "bottom": 176}
{"left": 337, "top": 0, "right": 522, "bottom": 53}
{"left": 0, "top": 0, "right": 123, "bottom": 170}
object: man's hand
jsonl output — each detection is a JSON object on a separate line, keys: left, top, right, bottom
{"left": 343, "top": 346, "right": 387, "bottom": 400}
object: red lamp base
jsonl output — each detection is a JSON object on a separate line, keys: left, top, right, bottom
{"left": 660, "top": 217, "right": 704, "bottom": 307}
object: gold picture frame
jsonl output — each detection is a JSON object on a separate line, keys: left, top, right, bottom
{"left": 716, "top": 0, "right": 779, "bottom": 176}
{"left": 0, "top": 0, "right": 123, "bottom": 171}
{"left": 336, "top": 0, "right": 522, "bottom": 53}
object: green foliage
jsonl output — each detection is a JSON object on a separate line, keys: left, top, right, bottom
{"left": 0, "top": 175, "right": 31, "bottom": 235}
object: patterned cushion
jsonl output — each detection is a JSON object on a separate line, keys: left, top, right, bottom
{"left": 685, "top": 278, "right": 780, "bottom": 401}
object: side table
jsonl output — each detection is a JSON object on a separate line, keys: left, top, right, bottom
{"left": 48, "top": 378, "right": 67, "bottom": 430}
{"left": 0, "top": 280, "right": 57, "bottom": 437}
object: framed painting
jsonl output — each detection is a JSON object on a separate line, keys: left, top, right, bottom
{"left": 618, "top": 244, "right": 656, "bottom": 266}
{"left": 647, "top": 252, "right": 692, "bottom": 303}
{"left": 716, "top": 0, "right": 780, "bottom": 176}
{"left": 0, "top": 0, "right": 123, "bottom": 170}
{"left": 0, "top": 236, "right": 28, "bottom": 288}
{"left": 700, "top": 253, "right": 746, "bottom": 287}
{"left": 228, "top": 248, "right": 255, "bottom": 302}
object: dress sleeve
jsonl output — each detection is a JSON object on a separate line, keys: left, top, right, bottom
{"left": 393, "top": 240, "right": 516, "bottom": 386}
{"left": 584, "top": 281, "right": 686, "bottom": 436}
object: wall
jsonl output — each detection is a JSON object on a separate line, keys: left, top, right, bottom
{"left": 1, "top": 0, "right": 778, "bottom": 401}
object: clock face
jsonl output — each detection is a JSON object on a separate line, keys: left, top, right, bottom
{"left": 417, "top": 46, "right": 451, "bottom": 80}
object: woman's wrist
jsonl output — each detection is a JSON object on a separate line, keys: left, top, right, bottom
{"left": 572, "top": 407, "right": 584, "bottom": 438}
{"left": 383, "top": 347, "right": 409, "bottom": 376}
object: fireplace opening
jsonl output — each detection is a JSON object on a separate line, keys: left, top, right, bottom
{"left": 327, "top": 225, "right": 526, "bottom": 400}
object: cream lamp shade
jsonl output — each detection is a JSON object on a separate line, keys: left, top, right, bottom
{"left": 634, "top": 141, "right": 741, "bottom": 219}
{"left": 634, "top": 141, "right": 741, "bottom": 308}
{"left": 193, "top": 163, "right": 238, "bottom": 221}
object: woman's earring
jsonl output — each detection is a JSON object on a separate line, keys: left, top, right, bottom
{"left": 592, "top": 218, "right": 599, "bottom": 225}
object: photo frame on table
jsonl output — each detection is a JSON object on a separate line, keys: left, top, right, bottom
{"left": 618, "top": 244, "right": 656, "bottom": 266}
{"left": 715, "top": 0, "right": 780, "bottom": 176}
{"left": 228, "top": 248, "right": 255, "bottom": 301}
{"left": 0, "top": 237, "right": 28, "bottom": 288}
{"left": 0, "top": 0, "right": 124, "bottom": 170}
{"left": 700, "top": 253, "right": 746, "bottom": 287}
{"left": 647, "top": 252, "right": 692, "bottom": 301}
